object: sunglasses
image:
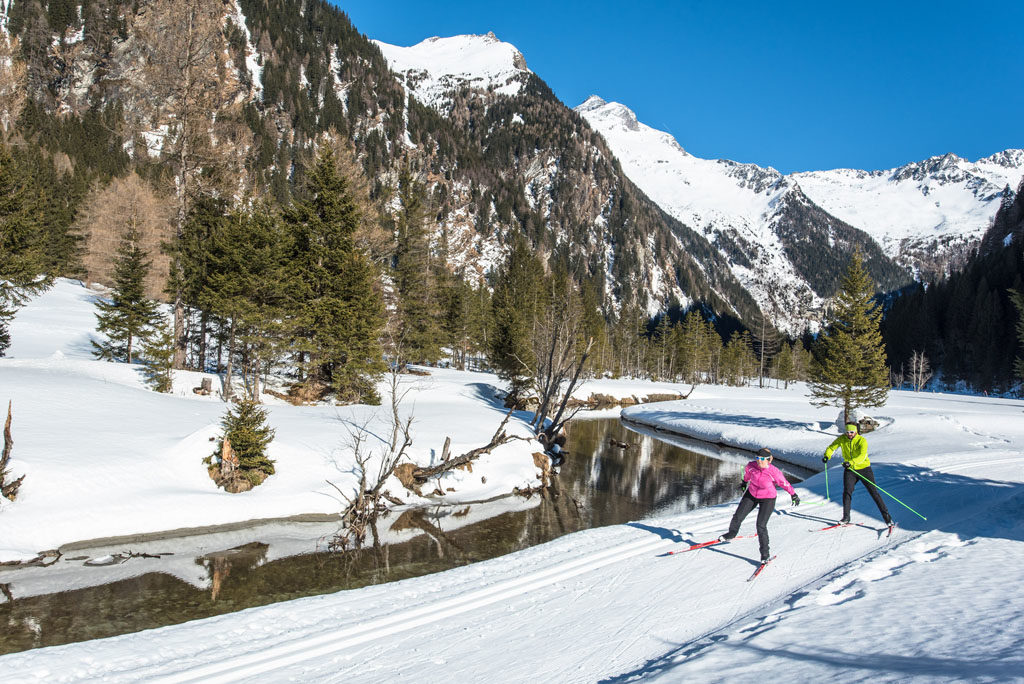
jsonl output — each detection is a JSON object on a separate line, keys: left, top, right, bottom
{"left": 757, "top": 456, "right": 771, "bottom": 461}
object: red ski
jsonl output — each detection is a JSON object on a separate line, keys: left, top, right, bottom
{"left": 812, "top": 521, "right": 875, "bottom": 532}
{"left": 747, "top": 555, "right": 777, "bottom": 581}
{"left": 666, "top": 533, "right": 757, "bottom": 555}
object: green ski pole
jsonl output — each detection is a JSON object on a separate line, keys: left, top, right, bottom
{"left": 824, "top": 457, "right": 830, "bottom": 501}
{"left": 849, "top": 466, "right": 927, "bottom": 521}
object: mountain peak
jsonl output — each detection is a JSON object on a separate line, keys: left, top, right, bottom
{"left": 574, "top": 97, "right": 640, "bottom": 132}
{"left": 375, "top": 33, "right": 531, "bottom": 106}
{"left": 577, "top": 95, "right": 607, "bottom": 111}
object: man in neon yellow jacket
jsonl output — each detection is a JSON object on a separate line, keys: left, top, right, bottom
{"left": 823, "top": 423, "right": 893, "bottom": 526}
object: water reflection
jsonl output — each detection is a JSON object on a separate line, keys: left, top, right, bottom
{"left": 0, "top": 417, "right": 777, "bottom": 655}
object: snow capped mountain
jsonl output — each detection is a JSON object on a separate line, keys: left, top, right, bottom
{"left": 374, "top": 33, "right": 532, "bottom": 110}
{"left": 794, "top": 151, "right": 1024, "bottom": 277}
{"left": 372, "top": 35, "right": 1022, "bottom": 333}
{"left": 579, "top": 96, "right": 1024, "bottom": 289}
{"left": 372, "top": 36, "right": 753, "bottom": 321}
{"left": 576, "top": 96, "right": 829, "bottom": 332}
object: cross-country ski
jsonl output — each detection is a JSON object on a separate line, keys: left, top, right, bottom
{"left": 747, "top": 555, "right": 777, "bottom": 581}
{"left": 665, "top": 533, "right": 757, "bottom": 555}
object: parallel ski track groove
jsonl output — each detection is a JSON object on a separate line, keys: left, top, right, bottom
{"left": 138, "top": 452, "right": 1020, "bottom": 683}
{"left": 150, "top": 533, "right": 677, "bottom": 683}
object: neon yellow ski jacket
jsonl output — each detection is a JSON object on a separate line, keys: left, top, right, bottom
{"left": 824, "top": 434, "right": 870, "bottom": 469}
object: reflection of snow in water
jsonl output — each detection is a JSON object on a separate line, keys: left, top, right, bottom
{"left": 0, "top": 496, "right": 545, "bottom": 603}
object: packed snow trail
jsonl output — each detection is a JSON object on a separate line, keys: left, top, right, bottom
{"left": 6, "top": 447, "right": 1021, "bottom": 682}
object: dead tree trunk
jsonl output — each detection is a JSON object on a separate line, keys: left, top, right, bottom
{"left": 1, "top": 401, "right": 25, "bottom": 501}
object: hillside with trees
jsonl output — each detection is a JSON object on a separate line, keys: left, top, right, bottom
{"left": 883, "top": 179, "right": 1024, "bottom": 392}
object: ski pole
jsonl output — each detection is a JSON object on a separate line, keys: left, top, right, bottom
{"left": 848, "top": 466, "right": 927, "bottom": 520}
{"left": 824, "top": 457, "right": 830, "bottom": 501}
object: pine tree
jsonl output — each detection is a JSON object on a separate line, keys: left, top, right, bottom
{"left": 214, "top": 399, "right": 276, "bottom": 485}
{"left": 141, "top": 319, "right": 176, "bottom": 393}
{"left": 393, "top": 168, "right": 442, "bottom": 364}
{"left": 1010, "top": 288, "right": 1024, "bottom": 383}
{"left": 810, "top": 252, "right": 889, "bottom": 422}
{"left": 0, "top": 145, "right": 52, "bottom": 356}
{"left": 92, "top": 226, "right": 161, "bottom": 363}
{"left": 676, "top": 310, "right": 704, "bottom": 384}
{"left": 283, "top": 149, "right": 385, "bottom": 404}
{"left": 751, "top": 310, "right": 781, "bottom": 388}
{"left": 771, "top": 341, "right": 797, "bottom": 389}
{"left": 200, "top": 206, "right": 288, "bottom": 401}
{"left": 489, "top": 234, "right": 546, "bottom": 403}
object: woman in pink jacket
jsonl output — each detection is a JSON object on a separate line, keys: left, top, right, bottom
{"left": 719, "top": 447, "right": 799, "bottom": 563}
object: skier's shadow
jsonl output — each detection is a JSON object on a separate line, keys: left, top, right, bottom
{"left": 774, "top": 508, "right": 835, "bottom": 525}
{"left": 629, "top": 523, "right": 762, "bottom": 566}
{"left": 627, "top": 522, "right": 682, "bottom": 542}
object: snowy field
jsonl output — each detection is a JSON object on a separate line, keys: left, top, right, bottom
{"left": 1, "top": 280, "right": 1023, "bottom": 682}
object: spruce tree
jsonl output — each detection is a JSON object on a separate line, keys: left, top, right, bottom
{"left": 1011, "top": 288, "right": 1024, "bottom": 383}
{"left": 0, "top": 145, "right": 52, "bottom": 356}
{"left": 439, "top": 272, "right": 473, "bottom": 370}
{"left": 489, "top": 234, "right": 545, "bottom": 402}
{"left": 141, "top": 319, "right": 176, "bottom": 393}
{"left": 92, "top": 226, "right": 161, "bottom": 364}
{"left": 283, "top": 149, "right": 385, "bottom": 404}
{"left": 214, "top": 399, "right": 276, "bottom": 485}
{"left": 200, "top": 206, "right": 288, "bottom": 401}
{"left": 810, "top": 252, "right": 890, "bottom": 422}
{"left": 393, "top": 168, "right": 442, "bottom": 364}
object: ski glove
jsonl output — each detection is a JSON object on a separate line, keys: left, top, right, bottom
{"left": 842, "top": 461, "right": 851, "bottom": 469}
{"left": 791, "top": 494, "right": 800, "bottom": 506}
{"left": 822, "top": 455, "right": 830, "bottom": 463}
{"left": 740, "top": 481, "right": 748, "bottom": 493}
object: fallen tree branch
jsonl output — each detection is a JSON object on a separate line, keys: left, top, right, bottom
{"left": 407, "top": 409, "right": 527, "bottom": 483}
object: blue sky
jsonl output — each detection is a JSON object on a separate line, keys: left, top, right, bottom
{"left": 335, "top": 1, "right": 1024, "bottom": 174}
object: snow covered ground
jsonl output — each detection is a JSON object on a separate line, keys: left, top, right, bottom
{"left": 2, "top": 280, "right": 1023, "bottom": 681}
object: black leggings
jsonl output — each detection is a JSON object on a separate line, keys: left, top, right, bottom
{"left": 726, "top": 492, "right": 775, "bottom": 559}
{"left": 843, "top": 465, "right": 891, "bottom": 522}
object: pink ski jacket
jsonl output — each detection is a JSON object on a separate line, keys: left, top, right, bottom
{"left": 743, "top": 461, "right": 796, "bottom": 500}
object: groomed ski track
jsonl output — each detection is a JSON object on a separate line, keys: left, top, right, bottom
{"left": 8, "top": 448, "right": 1021, "bottom": 684}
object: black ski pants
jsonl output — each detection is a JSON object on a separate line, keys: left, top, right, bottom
{"left": 843, "top": 465, "right": 892, "bottom": 523}
{"left": 726, "top": 492, "right": 775, "bottom": 560}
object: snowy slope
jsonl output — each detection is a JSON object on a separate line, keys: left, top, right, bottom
{"left": 2, "top": 279, "right": 1024, "bottom": 681}
{"left": 0, "top": 280, "right": 548, "bottom": 561}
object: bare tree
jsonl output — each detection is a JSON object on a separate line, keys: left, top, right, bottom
{"left": 0, "top": 33, "right": 26, "bottom": 137}
{"left": 524, "top": 283, "right": 595, "bottom": 448}
{"left": 909, "top": 350, "right": 932, "bottom": 392}
{"left": 75, "top": 174, "right": 173, "bottom": 300}
{"left": 136, "top": 0, "right": 250, "bottom": 368}
{"left": 751, "top": 309, "right": 781, "bottom": 389}
{"left": 329, "top": 356, "right": 414, "bottom": 551}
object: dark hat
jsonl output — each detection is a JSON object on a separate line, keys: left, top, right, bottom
{"left": 757, "top": 448, "right": 772, "bottom": 457}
